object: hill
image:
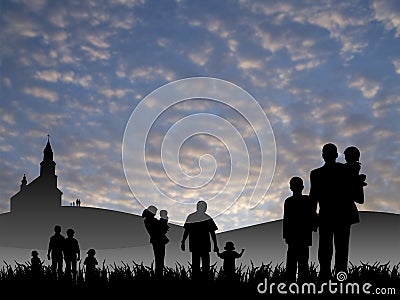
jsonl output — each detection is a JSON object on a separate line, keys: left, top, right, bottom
{"left": 0, "top": 206, "right": 184, "bottom": 249}
{"left": 217, "top": 211, "right": 400, "bottom": 267}
{"left": 0, "top": 210, "right": 398, "bottom": 269}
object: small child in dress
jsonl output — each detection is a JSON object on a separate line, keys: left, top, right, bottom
{"left": 159, "top": 210, "right": 170, "bottom": 245}
{"left": 217, "top": 241, "right": 244, "bottom": 279}
{"left": 84, "top": 248, "right": 98, "bottom": 284}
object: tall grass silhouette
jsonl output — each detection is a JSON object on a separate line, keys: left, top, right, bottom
{"left": 1, "top": 260, "right": 398, "bottom": 297}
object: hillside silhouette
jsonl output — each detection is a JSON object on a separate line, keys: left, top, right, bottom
{"left": 1, "top": 211, "right": 398, "bottom": 269}
{"left": 1, "top": 138, "right": 398, "bottom": 281}
{"left": 0, "top": 206, "right": 183, "bottom": 249}
{"left": 217, "top": 211, "right": 399, "bottom": 268}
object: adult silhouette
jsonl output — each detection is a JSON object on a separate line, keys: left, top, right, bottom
{"left": 310, "top": 143, "right": 363, "bottom": 280}
{"left": 64, "top": 228, "right": 80, "bottom": 282}
{"left": 47, "top": 225, "right": 65, "bottom": 278}
{"left": 142, "top": 205, "right": 167, "bottom": 278}
{"left": 181, "top": 201, "right": 219, "bottom": 280}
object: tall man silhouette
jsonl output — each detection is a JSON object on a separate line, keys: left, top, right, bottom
{"left": 310, "top": 143, "right": 361, "bottom": 280}
{"left": 181, "top": 201, "right": 219, "bottom": 280}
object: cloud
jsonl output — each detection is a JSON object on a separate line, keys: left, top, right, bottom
{"left": 393, "top": 59, "right": 400, "bottom": 74}
{"left": 129, "top": 66, "right": 176, "bottom": 82}
{"left": 87, "top": 34, "right": 111, "bottom": 48}
{"left": 348, "top": 76, "right": 380, "bottom": 99}
{"left": 373, "top": 0, "right": 400, "bottom": 37}
{"left": 110, "top": 0, "right": 145, "bottom": 8}
{"left": 0, "top": 0, "right": 399, "bottom": 232}
{"left": 99, "top": 88, "right": 134, "bottom": 99}
{"left": 81, "top": 45, "right": 110, "bottom": 61}
{"left": 23, "top": 87, "right": 58, "bottom": 102}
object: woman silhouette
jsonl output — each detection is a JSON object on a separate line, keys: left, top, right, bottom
{"left": 142, "top": 205, "right": 167, "bottom": 277}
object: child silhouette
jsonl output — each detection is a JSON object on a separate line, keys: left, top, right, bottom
{"left": 159, "top": 210, "right": 170, "bottom": 245}
{"left": 30, "top": 250, "right": 43, "bottom": 280}
{"left": 343, "top": 146, "right": 366, "bottom": 225}
{"left": 84, "top": 248, "right": 98, "bottom": 284}
{"left": 344, "top": 146, "right": 367, "bottom": 187}
{"left": 283, "top": 177, "right": 317, "bottom": 282}
{"left": 217, "top": 241, "right": 244, "bottom": 279}
{"left": 64, "top": 228, "right": 80, "bottom": 282}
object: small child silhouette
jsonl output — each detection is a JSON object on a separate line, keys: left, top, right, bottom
{"left": 283, "top": 177, "right": 317, "bottom": 283}
{"left": 344, "top": 146, "right": 367, "bottom": 187}
{"left": 30, "top": 250, "right": 42, "bottom": 280}
{"left": 217, "top": 241, "right": 244, "bottom": 279}
{"left": 159, "top": 210, "right": 170, "bottom": 245}
{"left": 84, "top": 248, "right": 98, "bottom": 284}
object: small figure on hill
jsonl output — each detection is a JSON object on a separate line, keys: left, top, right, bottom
{"left": 217, "top": 241, "right": 244, "bottom": 280}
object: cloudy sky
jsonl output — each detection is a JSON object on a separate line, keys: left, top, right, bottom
{"left": 1, "top": 0, "right": 399, "bottom": 231}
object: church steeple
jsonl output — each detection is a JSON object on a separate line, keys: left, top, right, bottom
{"left": 43, "top": 134, "right": 54, "bottom": 162}
{"left": 40, "top": 135, "right": 56, "bottom": 179}
{"left": 20, "top": 174, "right": 27, "bottom": 190}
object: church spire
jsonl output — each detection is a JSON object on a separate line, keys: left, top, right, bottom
{"left": 40, "top": 135, "right": 56, "bottom": 178}
{"left": 43, "top": 134, "right": 54, "bottom": 162}
{"left": 20, "top": 174, "right": 27, "bottom": 190}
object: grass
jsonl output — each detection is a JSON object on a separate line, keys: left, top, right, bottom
{"left": 1, "top": 260, "right": 399, "bottom": 298}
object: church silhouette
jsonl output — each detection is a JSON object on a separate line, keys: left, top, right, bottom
{"left": 11, "top": 136, "right": 63, "bottom": 214}
{"left": 0, "top": 137, "right": 183, "bottom": 254}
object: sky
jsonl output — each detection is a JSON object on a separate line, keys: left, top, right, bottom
{"left": 1, "top": 0, "right": 399, "bottom": 231}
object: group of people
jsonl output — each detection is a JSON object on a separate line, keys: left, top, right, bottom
{"left": 283, "top": 143, "right": 366, "bottom": 282}
{"left": 31, "top": 143, "right": 366, "bottom": 283}
{"left": 142, "top": 200, "right": 244, "bottom": 280}
{"left": 70, "top": 198, "right": 81, "bottom": 207}
{"left": 39, "top": 225, "right": 98, "bottom": 283}
{"left": 143, "top": 143, "right": 367, "bottom": 282}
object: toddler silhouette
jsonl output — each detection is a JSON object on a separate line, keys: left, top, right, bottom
{"left": 84, "top": 248, "right": 98, "bottom": 284}
{"left": 344, "top": 146, "right": 367, "bottom": 187}
{"left": 30, "top": 250, "right": 42, "bottom": 280}
{"left": 159, "top": 210, "right": 170, "bottom": 245}
{"left": 217, "top": 241, "right": 244, "bottom": 279}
